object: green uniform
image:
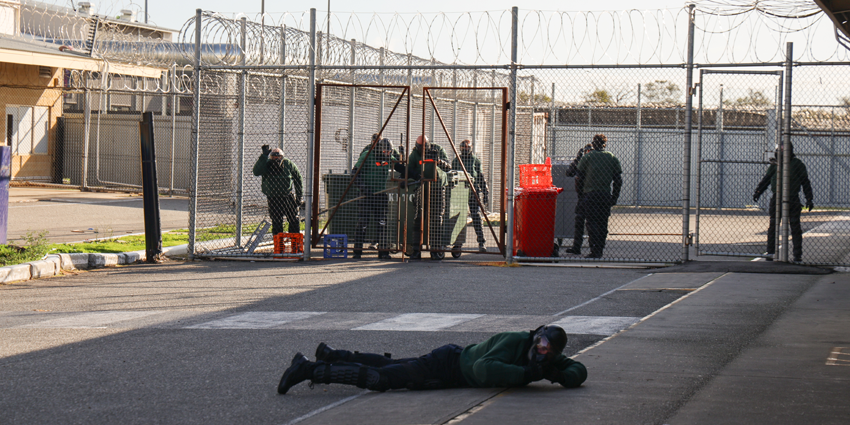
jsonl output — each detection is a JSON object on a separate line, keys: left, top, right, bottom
{"left": 576, "top": 150, "right": 623, "bottom": 194}
{"left": 407, "top": 144, "right": 449, "bottom": 187}
{"left": 755, "top": 157, "right": 812, "bottom": 200}
{"left": 452, "top": 153, "right": 486, "bottom": 192}
{"left": 460, "top": 331, "right": 587, "bottom": 388}
{"left": 252, "top": 154, "right": 303, "bottom": 199}
{"left": 354, "top": 149, "right": 393, "bottom": 194}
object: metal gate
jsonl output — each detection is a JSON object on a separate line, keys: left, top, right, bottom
{"left": 695, "top": 69, "right": 784, "bottom": 259}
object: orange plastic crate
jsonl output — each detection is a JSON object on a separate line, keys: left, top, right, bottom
{"left": 518, "top": 157, "right": 552, "bottom": 188}
{"left": 274, "top": 233, "right": 304, "bottom": 254}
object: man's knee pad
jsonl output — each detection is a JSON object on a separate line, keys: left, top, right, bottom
{"left": 312, "top": 363, "right": 389, "bottom": 392}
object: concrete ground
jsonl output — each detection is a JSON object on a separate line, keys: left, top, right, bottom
{"left": 6, "top": 187, "right": 189, "bottom": 244}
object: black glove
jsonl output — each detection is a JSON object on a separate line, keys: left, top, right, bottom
{"left": 261, "top": 145, "right": 270, "bottom": 155}
{"left": 482, "top": 192, "right": 489, "bottom": 206}
{"left": 523, "top": 364, "right": 545, "bottom": 383}
{"left": 296, "top": 196, "right": 304, "bottom": 207}
{"left": 806, "top": 199, "right": 814, "bottom": 212}
{"left": 543, "top": 367, "right": 564, "bottom": 385}
{"left": 753, "top": 191, "right": 761, "bottom": 203}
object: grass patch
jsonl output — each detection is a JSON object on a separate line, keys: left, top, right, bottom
{"left": 0, "top": 231, "right": 52, "bottom": 267}
{"left": 49, "top": 232, "right": 189, "bottom": 254}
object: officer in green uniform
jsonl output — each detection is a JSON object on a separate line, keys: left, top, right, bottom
{"left": 576, "top": 134, "right": 622, "bottom": 259}
{"left": 452, "top": 139, "right": 489, "bottom": 252}
{"left": 351, "top": 138, "right": 395, "bottom": 259}
{"left": 252, "top": 146, "right": 303, "bottom": 235}
{"left": 406, "top": 135, "right": 451, "bottom": 259}
{"left": 276, "top": 324, "right": 587, "bottom": 394}
{"left": 753, "top": 143, "right": 814, "bottom": 262}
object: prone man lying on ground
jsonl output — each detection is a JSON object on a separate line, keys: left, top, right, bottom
{"left": 277, "top": 324, "right": 587, "bottom": 394}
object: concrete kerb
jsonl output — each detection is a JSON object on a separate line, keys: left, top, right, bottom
{"left": 0, "top": 244, "right": 190, "bottom": 285}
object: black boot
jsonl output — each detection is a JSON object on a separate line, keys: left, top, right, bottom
{"left": 277, "top": 353, "right": 315, "bottom": 394}
{"left": 315, "top": 342, "right": 335, "bottom": 362}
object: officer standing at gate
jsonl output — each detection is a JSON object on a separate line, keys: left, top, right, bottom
{"left": 351, "top": 138, "right": 395, "bottom": 260}
{"left": 253, "top": 146, "right": 303, "bottom": 236}
{"left": 564, "top": 144, "right": 593, "bottom": 255}
{"left": 406, "top": 135, "right": 451, "bottom": 259}
{"left": 752, "top": 143, "right": 813, "bottom": 262}
{"left": 575, "top": 134, "right": 622, "bottom": 259}
{"left": 452, "top": 139, "right": 489, "bottom": 252}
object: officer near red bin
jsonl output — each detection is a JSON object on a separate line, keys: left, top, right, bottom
{"left": 252, "top": 146, "right": 303, "bottom": 235}
{"left": 564, "top": 144, "right": 593, "bottom": 255}
{"left": 575, "top": 134, "right": 622, "bottom": 259}
{"left": 277, "top": 324, "right": 587, "bottom": 394}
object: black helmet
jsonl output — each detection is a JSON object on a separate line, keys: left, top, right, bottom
{"left": 528, "top": 325, "right": 568, "bottom": 363}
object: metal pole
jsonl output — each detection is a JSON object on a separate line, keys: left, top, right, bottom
{"left": 452, "top": 69, "right": 457, "bottom": 147}
{"left": 169, "top": 65, "right": 177, "bottom": 196}
{"left": 347, "top": 39, "right": 356, "bottom": 171}
{"left": 236, "top": 17, "right": 247, "bottom": 248}
{"left": 529, "top": 76, "right": 535, "bottom": 163}
{"left": 781, "top": 41, "right": 793, "bottom": 262}
{"left": 82, "top": 85, "right": 91, "bottom": 190}
{"left": 473, "top": 73, "right": 479, "bottom": 154}
{"left": 694, "top": 72, "right": 704, "bottom": 251}
{"left": 430, "top": 58, "right": 436, "bottom": 141}
{"left": 548, "top": 82, "right": 555, "bottom": 159}
{"left": 717, "top": 84, "right": 724, "bottom": 210}
{"left": 635, "top": 83, "right": 642, "bottom": 206}
{"left": 279, "top": 25, "right": 287, "bottom": 153}
{"left": 490, "top": 70, "right": 496, "bottom": 212}
{"left": 681, "top": 4, "right": 695, "bottom": 262}
{"left": 188, "top": 9, "right": 202, "bottom": 260}
{"left": 506, "top": 6, "right": 518, "bottom": 264}
{"left": 260, "top": 0, "right": 265, "bottom": 64}
{"left": 304, "top": 8, "right": 317, "bottom": 260}
{"left": 773, "top": 73, "right": 784, "bottom": 261}
{"left": 379, "top": 47, "right": 385, "bottom": 130}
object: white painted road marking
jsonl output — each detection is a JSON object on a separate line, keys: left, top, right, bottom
{"left": 551, "top": 316, "right": 642, "bottom": 335}
{"left": 352, "top": 313, "right": 485, "bottom": 331}
{"left": 187, "top": 311, "right": 326, "bottom": 329}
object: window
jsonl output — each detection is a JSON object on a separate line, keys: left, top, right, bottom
{"left": 5, "top": 105, "right": 49, "bottom": 155}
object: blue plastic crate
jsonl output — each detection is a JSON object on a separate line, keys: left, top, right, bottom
{"left": 323, "top": 234, "right": 348, "bottom": 258}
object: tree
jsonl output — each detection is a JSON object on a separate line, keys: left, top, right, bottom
{"left": 725, "top": 89, "right": 772, "bottom": 108}
{"left": 643, "top": 80, "right": 682, "bottom": 105}
{"left": 518, "top": 91, "right": 552, "bottom": 104}
{"left": 583, "top": 89, "right": 613, "bottom": 104}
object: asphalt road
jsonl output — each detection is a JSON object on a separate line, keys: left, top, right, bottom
{"left": 7, "top": 188, "right": 189, "bottom": 244}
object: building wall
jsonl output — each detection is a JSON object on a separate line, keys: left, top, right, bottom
{"left": 0, "top": 62, "right": 63, "bottom": 180}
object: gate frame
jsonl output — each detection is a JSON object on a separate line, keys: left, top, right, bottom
{"left": 421, "top": 86, "right": 509, "bottom": 256}
{"left": 694, "top": 68, "right": 784, "bottom": 260}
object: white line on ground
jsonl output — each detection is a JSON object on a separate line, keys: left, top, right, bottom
{"left": 554, "top": 274, "right": 653, "bottom": 316}
{"left": 187, "top": 312, "right": 326, "bottom": 329}
{"left": 353, "top": 313, "right": 484, "bottom": 331}
{"left": 280, "top": 391, "right": 369, "bottom": 425}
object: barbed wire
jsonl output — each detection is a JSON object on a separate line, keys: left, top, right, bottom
{"left": 9, "top": 1, "right": 850, "bottom": 94}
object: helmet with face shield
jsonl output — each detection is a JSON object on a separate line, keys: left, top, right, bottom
{"left": 528, "top": 325, "right": 568, "bottom": 363}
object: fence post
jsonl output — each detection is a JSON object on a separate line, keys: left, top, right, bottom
{"left": 452, "top": 69, "right": 458, "bottom": 146}
{"left": 379, "top": 47, "right": 385, "bottom": 130}
{"left": 236, "top": 17, "right": 247, "bottom": 248}
{"left": 188, "top": 8, "right": 202, "bottom": 260}
{"left": 506, "top": 6, "right": 518, "bottom": 264}
{"left": 694, "top": 71, "right": 704, "bottom": 251}
{"left": 347, "top": 39, "right": 356, "bottom": 171}
{"left": 681, "top": 3, "right": 695, "bottom": 262}
{"left": 547, "top": 83, "right": 554, "bottom": 158}
{"left": 490, "top": 70, "right": 496, "bottom": 212}
{"left": 781, "top": 41, "right": 793, "bottom": 262}
{"left": 472, "top": 73, "right": 479, "bottom": 153}
{"left": 635, "top": 83, "right": 642, "bottom": 206}
{"left": 304, "top": 8, "right": 317, "bottom": 261}
{"left": 169, "top": 64, "right": 177, "bottom": 196}
{"left": 82, "top": 85, "right": 91, "bottom": 190}
{"left": 280, "top": 24, "right": 287, "bottom": 153}
{"left": 717, "top": 85, "right": 725, "bottom": 210}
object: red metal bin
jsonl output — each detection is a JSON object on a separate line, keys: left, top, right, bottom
{"left": 513, "top": 186, "right": 563, "bottom": 257}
